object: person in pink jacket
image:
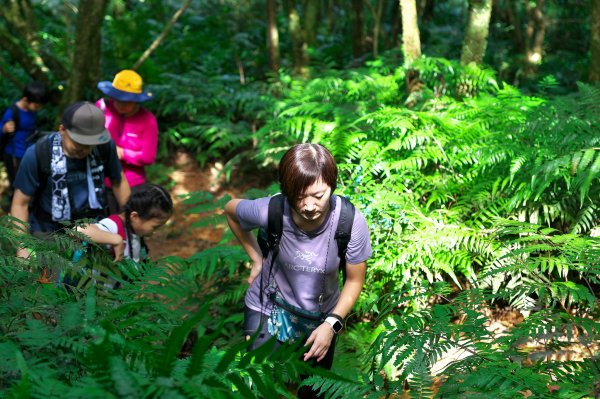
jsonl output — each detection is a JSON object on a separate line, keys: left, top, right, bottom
{"left": 96, "top": 70, "right": 158, "bottom": 212}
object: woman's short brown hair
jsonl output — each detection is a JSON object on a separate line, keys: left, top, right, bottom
{"left": 278, "top": 143, "right": 338, "bottom": 203}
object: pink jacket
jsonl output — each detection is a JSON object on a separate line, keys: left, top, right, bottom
{"left": 96, "top": 98, "right": 158, "bottom": 187}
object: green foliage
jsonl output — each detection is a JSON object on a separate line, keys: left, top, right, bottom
{"left": 237, "top": 58, "right": 600, "bottom": 315}
{"left": 368, "top": 279, "right": 600, "bottom": 398}
{"left": 2, "top": 0, "right": 600, "bottom": 396}
{"left": 0, "top": 215, "right": 313, "bottom": 397}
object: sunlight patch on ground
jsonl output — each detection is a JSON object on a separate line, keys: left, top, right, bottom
{"left": 167, "top": 152, "right": 223, "bottom": 200}
{"left": 169, "top": 170, "right": 189, "bottom": 199}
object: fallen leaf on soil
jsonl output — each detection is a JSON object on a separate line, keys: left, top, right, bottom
{"left": 547, "top": 385, "right": 560, "bottom": 393}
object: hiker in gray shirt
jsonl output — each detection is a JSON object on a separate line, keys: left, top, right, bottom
{"left": 225, "top": 143, "right": 372, "bottom": 399}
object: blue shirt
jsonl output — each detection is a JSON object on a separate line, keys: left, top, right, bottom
{"left": 14, "top": 133, "right": 123, "bottom": 232}
{"left": 0, "top": 104, "right": 38, "bottom": 158}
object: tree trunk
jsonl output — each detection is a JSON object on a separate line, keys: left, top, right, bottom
{"left": 388, "top": 0, "right": 401, "bottom": 49}
{"left": 400, "top": 0, "right": 421, "bottom": 63}
{"left": 421, "top": 0, "right": 435, "bottom": 24}
{"left": 366, "top": 0, "right": 384, "bottom": 58}
{"left": 460, "top": 0, "right": 493, "bottom": 65}
{"left": 327, "top": 0, "right": 336, "bottom": 34}
{"left": 590, "top": 0, "right": 600, "bottom": 82}
{"left": 524, "top": 0, "right": 546, "bottom": 73}
{"left": 267, "top": 0, "right": 281, "bottom": 73}
{"left": 304, "top": 0, "right": 319, "bottom": 47}
{"left": 60, "top": 0, "right": 108, "bottom": 109}
{"left": 285, "top": 0, "right": 309, "bottom": 77}
{"left": 504, "top": 0, "right": 526, "bottom": 53}
{"left": 0, "top": 0, "right": 59, "bottom": 85}
{"left": 351, "top": 0, "right": 365, "bottom": 58}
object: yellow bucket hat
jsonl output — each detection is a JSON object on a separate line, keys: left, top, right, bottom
{"left": 97, "top": 70, "right": 154, "bottom": 102}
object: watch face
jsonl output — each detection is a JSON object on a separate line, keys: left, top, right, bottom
{"left": 332, "top": 320, "right": 343, "bottom": 333}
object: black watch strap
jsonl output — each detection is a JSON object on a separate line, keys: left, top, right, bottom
{"left": 325, "top": 313, "right": 344, "bottom": 334}
{"left": 328, "top": 313, "right": 343, "bottom": 323}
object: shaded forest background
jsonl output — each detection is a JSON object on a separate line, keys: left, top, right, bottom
{"left": 1, "top": 1, "right": 600, "bottom": 398}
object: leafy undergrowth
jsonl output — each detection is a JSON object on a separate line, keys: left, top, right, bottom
{"left": 3, "top": 56, "right": 600, "bottom": 397}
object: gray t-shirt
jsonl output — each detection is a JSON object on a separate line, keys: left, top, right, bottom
{"left": 237, "top": 195, "right": 372, "bottom": 315}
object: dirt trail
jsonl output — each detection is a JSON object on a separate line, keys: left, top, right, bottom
{"left": 146, "top": 151, "right": 253, "bottom": 259}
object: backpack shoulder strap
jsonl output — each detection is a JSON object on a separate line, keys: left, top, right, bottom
{"left": 96, "top": 142, "right": 111, "bottom": 164}
{"left": 35, "top": 134, "right": 51, "bottom": 177}
{"left": 263, "top": 193, "right": 285, "bottom": 257}
{"left": 335, "top": 195, "right": 356, "bottom": 283}
{"left": 11, "top": 104, "right": 20, "bottom": 131}
{"left": 257, "top": 194, "right": 285, "bottom": 258}
{"left": 106, "top": 214, "right": 126, "bottom": 240}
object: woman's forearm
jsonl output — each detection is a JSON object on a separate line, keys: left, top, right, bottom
{"left": 331, "top": 262, "right": 366, "bottom": 318}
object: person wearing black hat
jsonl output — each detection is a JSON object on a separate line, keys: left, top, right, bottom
{"left": 10, "top": 101, "right": 131, "bottom": 258}
{"left": 96, "top": 70, "right": 158, "bottom": 214}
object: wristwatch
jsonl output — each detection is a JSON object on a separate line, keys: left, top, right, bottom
{"left": 325, "top": 314, "right": 344, "bottom": 334}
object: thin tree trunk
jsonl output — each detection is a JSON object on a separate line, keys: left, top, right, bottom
{"left": 5, "top": 0, "right": 40, "bottom": 55}
{"left": 505, "top": 0, "right": 525, "bottom": 53}
{"left": 351, "top": 0, "right": 365, "bottom": 58}
{"left": 132, "top": 0, "right": 192, "bottom": 70}
{"left": 304, "top": 0, "right": 319, "bottom": 47}
{"left": 60, "top": 0, "right": 108, "bottom": 108}
{"left": 366, "top": 0, "right": 384, "bottom": 58}
{"left": 387, "top": 0, "right": 401, "bottom": 49}
{"left": 0, "top": 0, "right": 59, "bottom": 85}
{"left": 589, "top": 0, "right": 600, "bottom": 82}
{"left": 524, "top": 0, "right": 546, "bottom": 73}
{"left": 400, "top": 0, "right": 421, "bottom": 63}
{"left": 235, "top": 55, "right": 246, "bottom": 85}
{"left": 267, "top": 0, "right": 281, "bottom": 73}
{"left": 460, "top": 0, "right": 493, "bottom": 65}
{"left": 0, "top": 26, "right": 48, "bottom": 83}
{"left": 285, "top": 0, "right": 309, "bottom": 77}
{"left": 327, "top": 0, "right": 336, "bottom": 35}
{"left": 64, "top": 0, "right": 75, "bottom": 63}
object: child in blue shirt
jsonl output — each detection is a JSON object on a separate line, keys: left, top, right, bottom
{"left": 1, "top": 81, "right": 50, "bottom": 191}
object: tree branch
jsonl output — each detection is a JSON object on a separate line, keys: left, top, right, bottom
{"left": 132, "top": 0, "right": 193, "bottom": 71}
{"left": 0, "top": 25, "right": 48, "bottom": 83}
{"left": 0, "top": 62, "right": 24, "bottom": 90}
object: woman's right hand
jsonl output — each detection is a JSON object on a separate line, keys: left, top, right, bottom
{"left": 247, "top": 260, "right": 263, "bottom": 285}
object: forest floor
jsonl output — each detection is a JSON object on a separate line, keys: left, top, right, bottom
{"left": 144, "top": 151, "right": 262, "bottom": 258}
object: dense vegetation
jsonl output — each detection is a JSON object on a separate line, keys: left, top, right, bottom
{"left": 1, "top": 1, "right": 600, "bottom": 398}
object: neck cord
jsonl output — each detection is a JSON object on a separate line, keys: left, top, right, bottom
{"left": 317, "top": 197, "right": 336, "bottom": 314}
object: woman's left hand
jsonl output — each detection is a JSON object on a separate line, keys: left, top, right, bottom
{"left": 303, "top": 323, "right": 335, "bottom": 362}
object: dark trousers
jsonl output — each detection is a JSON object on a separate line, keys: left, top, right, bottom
{"left": 244, "top": 306, "right": 337, "bottom": 399}
{"left": 3, "top": 152, "right": 21, "bottom": 188}
{"left": 1, "top": 153, "right": 20, "bottom": 212}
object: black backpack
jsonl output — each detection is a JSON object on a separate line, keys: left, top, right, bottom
{"left": 32, "top": 134, "right": 112, "bottom": 221}
{"left": 257, "top": 193, "right": 355, "bottom": 282}
{"left": 0, "top": 104, "right": 20, "bottom": 155}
